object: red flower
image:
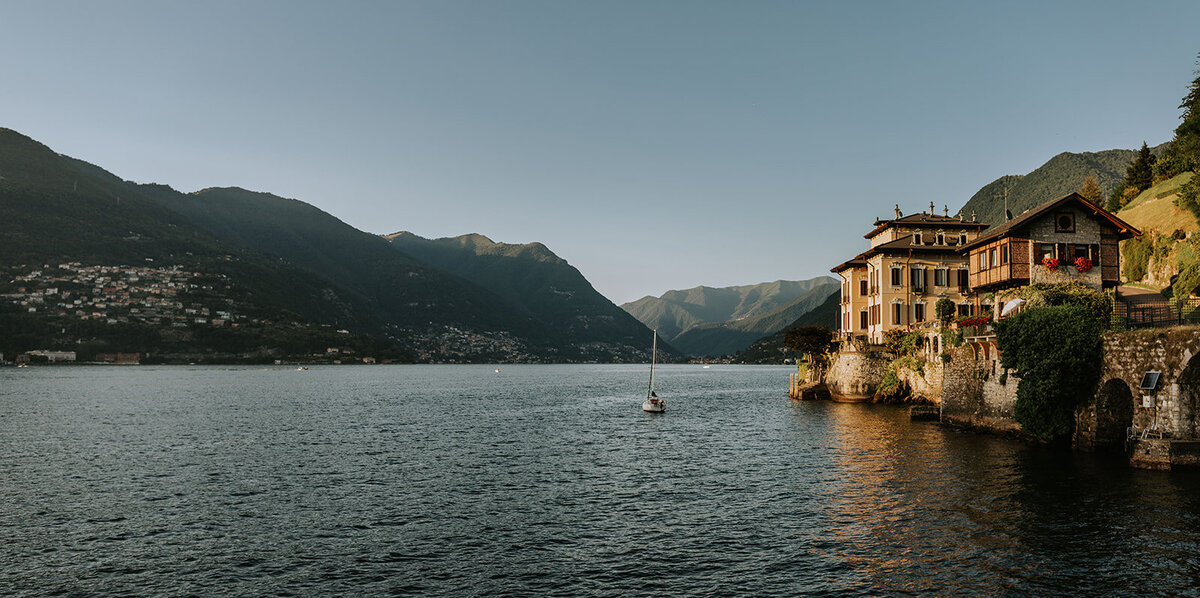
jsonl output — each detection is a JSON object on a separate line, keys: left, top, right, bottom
{"left": 1075, "top": 257, "right": 1093, "bottom": 273}
{"left": 1042, "top": 256, "right": 1060, "bottom": 271}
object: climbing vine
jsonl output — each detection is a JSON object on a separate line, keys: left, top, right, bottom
{"left": 994, "top": 306, "right": 1103, "bottom": 441}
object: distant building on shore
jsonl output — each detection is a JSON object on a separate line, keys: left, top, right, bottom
{"left": 24, "top": 350, "right": 76, "bottom": 363}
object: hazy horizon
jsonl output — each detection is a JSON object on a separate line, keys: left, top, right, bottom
{"left": 3, "top": 1, "right": 1198, "bottom": 304}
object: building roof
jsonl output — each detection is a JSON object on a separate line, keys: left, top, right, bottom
{"left": 959, "top": 192, "right": 1141, "bottom": 251}
{"left": 830, "top": 258, "right": 867, "bottom": 274}
{"left": 864, "top": 212, "right": 988, "bottom": 239}
{"left": 830, "top": 236, "right": 965, "bottom": 274}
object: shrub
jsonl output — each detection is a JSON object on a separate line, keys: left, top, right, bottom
{"left": 995, "top": 306, "right": 1102, "bottom": 441}
{"left": 1122, "top": 235, "right": 1152, "bottom": 282}
{"left": 935, "top": 297, "right": 956, "bottom": 323}
{"left": 1013, "top": 281, "right": 1112, "bottom": 322}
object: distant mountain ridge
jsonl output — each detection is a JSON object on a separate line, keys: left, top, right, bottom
{"left": 385, "top": 231, "right": 676, "bottom": 356}
{"left": 732, "top": 292, "right": 840, "bottom": 364}
{"left": 958, "top": 145, "right": 1167, "bottom": 226}
{"left": 0, "top": 127, "right": 663, "bottom": 363}
{"left": 621, "top": 277, "right": 839, "bottom": 356}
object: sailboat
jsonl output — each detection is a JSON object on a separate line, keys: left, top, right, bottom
{"left": 642, "top": 329, "right": 665, "bottom": 413}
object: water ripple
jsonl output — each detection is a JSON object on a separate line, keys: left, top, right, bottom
{"left": 2, "top": 364, "right": 1200, "bottom": 596}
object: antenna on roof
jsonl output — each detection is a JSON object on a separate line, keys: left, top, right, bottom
{"left": 1003, "top": 179, "right": 1013, "bottom": 221}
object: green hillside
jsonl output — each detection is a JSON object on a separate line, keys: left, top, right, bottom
{"left": 958, "top": 147, "right": 1166, "bottom": 226}
{"left": 385, "top": 231, "right": 673, "bottom": 359}
{"left": 731, "top": 292, "right": 840, "bottom": 364}
{"left": 0, "top": 128, "right": 660, "bottom": 363}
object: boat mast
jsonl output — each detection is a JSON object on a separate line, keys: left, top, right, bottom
{"left": 647, "top": 329, "right": 657, "bottom": 399}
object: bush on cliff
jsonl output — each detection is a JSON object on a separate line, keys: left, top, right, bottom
{"left": 995, "top": 305, "right": 1103, "bottom": 441}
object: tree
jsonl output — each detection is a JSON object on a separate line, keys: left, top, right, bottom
{"left": 784, "top": 326, "right": 833, "bottom": 376}
{"left": 1078, "top": 175, "right": 1103, "bottom": 205}
{"left": 935, "top": 297, "right": 956, "bottom": 323}
{"left": 995, "top": 306, "right": 1102, "bottom": 441}
{"left": 1125, "top": 142, "right": 1156, "bottom": 195}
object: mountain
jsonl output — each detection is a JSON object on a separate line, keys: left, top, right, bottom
{"left": 385, "top": 231, "right": 680, "bottom": 359}
{"left": 0, "top": 127, "right": 659, "bottom": 363}
{"left": 621, "top": 277, "right": 839, "bottom": 356}
{"left": 731, "top": 292, "right": 841, "bottom": 364}
{"left": 958, "top": 146, "right": 1167, "bottom": 226}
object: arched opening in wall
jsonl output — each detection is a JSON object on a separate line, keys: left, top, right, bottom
{"left": 1177, "top": 355, "right": 1200, "bottom": 439}
{"left": 1094, "top": 378, "right": 1134, "bottom": 450}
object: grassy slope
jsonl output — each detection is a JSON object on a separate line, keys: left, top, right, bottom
{"left": 1117, "top": 172, "right": 1197, "bottom": 234}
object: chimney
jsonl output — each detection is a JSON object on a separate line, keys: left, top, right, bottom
{"left": 943, "top": 205, "right": 949, "bottom": 217}
{"left": 929, "top": 201, "right": 935, "bottom": 215}
{"left": 970, "top": 210, "right": 977, "bottom": 222}
{"left": 894, "top": 204, "right": 902, "bottom": 218}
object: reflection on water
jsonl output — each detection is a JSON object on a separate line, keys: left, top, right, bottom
{"left": 1, "top": 364, "right": 1198, "bottom": 596}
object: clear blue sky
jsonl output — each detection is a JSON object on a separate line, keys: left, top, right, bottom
{"left": 3, "top": 1, "right": 1198, "bottom": 304}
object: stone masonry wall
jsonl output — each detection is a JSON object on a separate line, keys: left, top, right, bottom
{"left": 896, "top": 360, "right": 944, "bottom": 405}
{"left": 941, "top": 344, "right": 1021, "bottom": 434}
{"left": 825, "top": 348, "right": 890, "bottom": 401}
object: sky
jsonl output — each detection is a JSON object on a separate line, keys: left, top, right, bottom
{"left": 3, "top": 1, "right": 1199, "bottom": 304}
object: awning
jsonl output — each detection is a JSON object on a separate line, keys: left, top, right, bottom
{"left": 1000, "top": 298, "right": 1026, "bottom": 317}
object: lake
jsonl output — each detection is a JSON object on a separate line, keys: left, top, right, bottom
{"left": 2, "top": 364, "right": 1199, "bottom": 596}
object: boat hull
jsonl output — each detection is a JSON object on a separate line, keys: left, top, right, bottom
{"left": 642, "top": 399, "right": 665, "bottom": 413}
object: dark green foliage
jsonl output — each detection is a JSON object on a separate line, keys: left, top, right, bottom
{"left": 783, "top": 326, "right": 833, "bottom": 361}
{"left": 1104, "top": 181, "right": 1125, "bottom": 213}
{"left": 1163, "top": 54, "right": 1200, "bottom": 221}
{"left": 995, "top": 306, "right": 1102, "bottom": 441}
{"left": 1122, "top": 235, "right": 1153, "bottom": 282}
{"left": 1173, "top": 258, "right": 1200, "bottom": 299}
{"left": 1124, "top": 142, "right": 1157, "bottom": 194}
{"left": 883, "top": 328, "right": 924, "bottom": 356}
{"left": 1012, "top": 281, "right": 1113, "bottom": 322}
{"left": 935, "top": 297, "right": 956, "bottom": 323}
{"left": 1178, "top": 172, "right": 1200, "bottom": 221}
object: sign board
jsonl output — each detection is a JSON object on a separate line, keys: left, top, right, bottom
{"left": 1142, "top": 394, "right": 1154, "bottom": 408}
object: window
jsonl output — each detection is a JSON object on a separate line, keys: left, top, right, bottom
{"left": 911, "top": 268, "right": 926, "bottom": 293}
{"left": 892, "top": 302, "right": 902, "bottom": 325}
{"left": 957, "top": 269, "right": 969, "bottom": 288}
{"left": 860, "top": 310, "right": 868, "bottom": 330}
{"left": 990, "top": 249, "right": 998, "bottom": 268}
{"left": 1055, "top": 212, "right": 1075, "bottom": 233}
{"left": 936, "top": 232, "right": 945, "bottom": 245}
{"left": 935, "top": 268, "right": 948, "bottom": 287}
{"left": 1040, "top": 243, "right": 1055, "bottom": 261}
{"left": 891, "top": 268, "right": 902, "bottom": 286}
{"left": 914, "top": 302, "right": 926, "bottom": 322}
{"left": 1074, "top": 244, "right": 1089, "bottom": 261}
{"left": 1001, "top": 245, "right": 1009, "bottom": 265}
{"left": 958, "top": 303, "right": 972, "bottom": 317}
{"left": 979, "top": 252, "right": 987, "bottom": 270}
{"left": 960, "top": 232, "right": 968, "bottom": 246}
{"left": 913, "top": 232, "right": 922, "bottom": 245}
{"left": 860, "top": 280, "right": 867, "bottom": 296}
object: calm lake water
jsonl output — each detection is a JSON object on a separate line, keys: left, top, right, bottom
{"left": 2, "top": 364, "right": 1199, "bottom": 596}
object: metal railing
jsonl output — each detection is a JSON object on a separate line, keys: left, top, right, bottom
{"left": 1114, "top": 298, "right": 1200, "bottom": 330}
